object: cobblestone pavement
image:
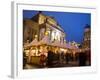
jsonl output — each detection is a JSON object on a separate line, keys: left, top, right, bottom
{"left": 23, "top": 60, "right": 90, "bottom": 69}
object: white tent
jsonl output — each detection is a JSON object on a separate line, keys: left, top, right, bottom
{"left": 60, "top": 42, "right": 68, "bottom": 49}
{"left": 39, "top": 35, "right": 51, "bottom": 45}
{"left": 24, "top": 42, "right": 30, "bottom": 48}
{"left": 66, "top": 43, "right": 80, "bottom": 52}
{"left": 51, "top": 40, "right": 61, "bottom": 47}
{"left": 66, "top": 43, "right": 72, "bottom": 49}
{"left": 28, "top": 39, "right": 40, "bottom": 47}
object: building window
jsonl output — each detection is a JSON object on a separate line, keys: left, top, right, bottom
{"left": 40, "top": 28, "right": 45, "bottom": 40}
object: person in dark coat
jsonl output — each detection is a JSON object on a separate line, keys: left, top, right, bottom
{"left": 65, "top": 52, "right": 70, "bottom": 64}
{"left": 40, "top": 53, "right": 46, "bottom": 67}
{"left": 47, "top": 50, "right": 54, "bottom": 67}
{"left": 78, "top": 49, "right": 87, "bottom": 66}
{"left": 52, "top": 52, "right": 60, "bottom": 67}
{"left": 23, "top": 51, "right": 27, "bottom": 68}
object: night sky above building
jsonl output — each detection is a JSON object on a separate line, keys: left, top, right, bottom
{"left": 23, "top": 10, "right": 91, "bottom": 44}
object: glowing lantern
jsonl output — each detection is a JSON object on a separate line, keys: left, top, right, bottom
{"left": 35, "top": 35, "right": 38, "bottom": 38}
{"left": 45, "top": 31, "right": 49, "bottom": 36}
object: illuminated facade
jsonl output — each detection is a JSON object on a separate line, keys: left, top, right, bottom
{"left": 23, "top": 11, "right": 66, "bottom": 45}
{"left": 82, "top": 25, "right": 91, "bottom": 48}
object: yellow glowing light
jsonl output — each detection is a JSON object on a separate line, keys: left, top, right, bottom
{"left": 35, "top": 35, "right": 38, "bottom": 38}
{"left": 45, "top": 31, "right": 49, "bottom": 35}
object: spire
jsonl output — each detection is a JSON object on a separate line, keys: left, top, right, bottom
{"left": 39, "top": 11, "right": 42, "bottom": 14}
{"left": 84, "top": 24, "right": 90, "bottom": 29}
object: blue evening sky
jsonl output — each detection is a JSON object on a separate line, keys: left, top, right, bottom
{"left": 23, "top": 10, "right": 91, "bottom": 44}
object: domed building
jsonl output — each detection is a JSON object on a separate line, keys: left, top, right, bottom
{"left": 82, "top": 24, "right": 91, "bottom": 48}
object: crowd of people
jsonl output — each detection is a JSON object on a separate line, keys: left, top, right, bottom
{"left": 39, "top": 48, "right": 91, "bottom": 68}
{"left": 23, "top": 48, "right": 91, "bottom": 68}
